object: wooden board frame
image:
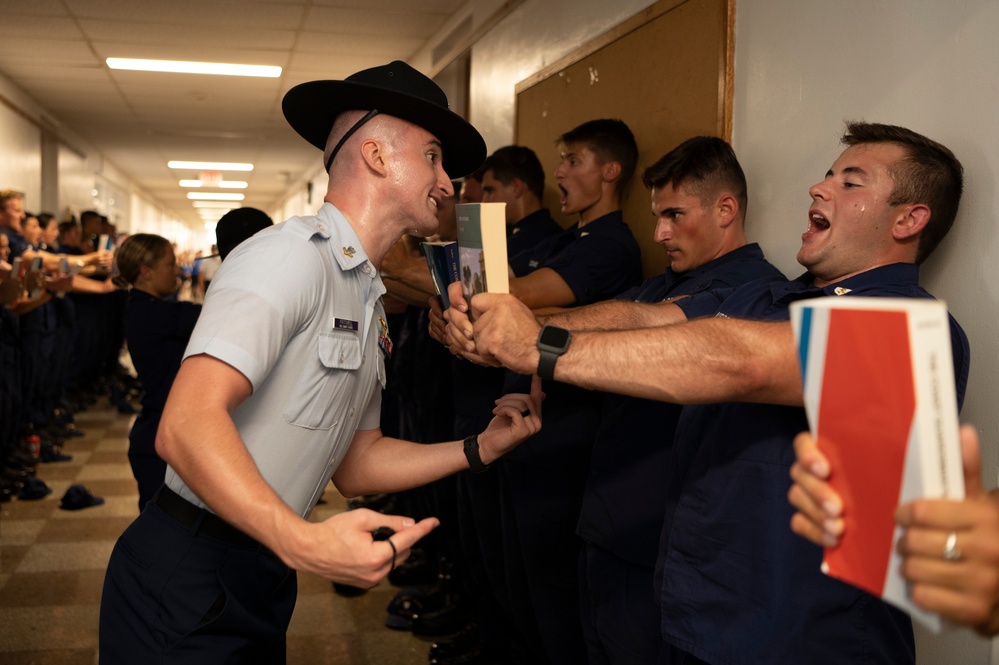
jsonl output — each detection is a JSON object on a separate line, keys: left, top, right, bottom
{"left": 515, "top": 0, "right": 735, "bottom": 278}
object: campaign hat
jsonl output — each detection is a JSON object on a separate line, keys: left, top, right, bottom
{"left": 282, "top": 61, "right": 485, "bottom": 178}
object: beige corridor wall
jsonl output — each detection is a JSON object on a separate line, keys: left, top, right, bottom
{"left": 514, "top": 0, "right": 731, "bottom": 279}
{"left": 732, "top": 3, "right": 998, "bottom": 662}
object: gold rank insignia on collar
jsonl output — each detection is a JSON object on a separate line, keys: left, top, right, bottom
{"left": 833, "top": 287, "right": 852, "bottom": 295}
{"left": 342, "top": 245, "right": 356, "bottom": 258}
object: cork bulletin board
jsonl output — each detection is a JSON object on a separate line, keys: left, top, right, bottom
{"left": 515, "top": 0, "right": 734, "bottom": 279}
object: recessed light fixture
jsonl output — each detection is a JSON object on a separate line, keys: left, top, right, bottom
{"left": 180, "top": 180, "right": 248, "bottom": 189}
{"left": 168, "top": 161, "right": 254, "bottom": 171}
{"left": 188, "top": 193, "right": 245, "bottom": 201}
{"left": 193, "top": 201, "right": 237, "bottom": 209}
{"left": 107, "top": 58, "right": 281, "bottom": 78}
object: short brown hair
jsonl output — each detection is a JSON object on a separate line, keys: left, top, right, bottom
{"left": 0, "top": 189, "right": 24, "bottom": 209}
{"left": 841, "top": 122, "right": 963, "bottom": 264}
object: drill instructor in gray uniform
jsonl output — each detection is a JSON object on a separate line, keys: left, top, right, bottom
{"left": 99, "top": 61, "right": 542, "bottom": 664}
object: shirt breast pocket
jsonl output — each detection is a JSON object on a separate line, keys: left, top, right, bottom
{"left": 282, "top": 332, "right": 362, "bottom": 430}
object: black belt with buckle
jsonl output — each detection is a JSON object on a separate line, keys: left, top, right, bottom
{"left": 155, "top": 486, "right": 260, "bottom": 549}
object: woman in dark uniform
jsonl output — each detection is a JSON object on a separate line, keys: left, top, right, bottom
{"left": 113, "top": 234, "right": 201, "bottom": 511}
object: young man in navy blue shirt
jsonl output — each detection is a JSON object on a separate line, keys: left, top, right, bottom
{"left": 436, "top": 120, "right": 643, "bottom": 662}
{"left": 534, "top": 136, "right": 785, "bottom": 664}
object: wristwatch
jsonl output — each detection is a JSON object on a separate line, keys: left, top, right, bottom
{"left": 536, "top": 325, "right": 572, "bottom": 380}
{"left": 463, "top": 434, "right": 491, "bottom": 473}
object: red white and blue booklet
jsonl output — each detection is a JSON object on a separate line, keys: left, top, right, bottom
{"left": 790, "top": 297, "right": 964, "bottom": 632}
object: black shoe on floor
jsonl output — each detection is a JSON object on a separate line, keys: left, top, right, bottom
{"left": 1, "top": 465, "right": 33, "bottom": 484}
{"left": 40, "top": 443, "right": 73, "bottom": 463}
{"left": 388, "top": 549, "right": 439, "bottom": 587}
{"left": 429, "top": 623, "right": 499, "bottom": 665}
{"left": 411, "top": 597, "right": 470, "bottom": 640}
{"left": 385, "top": 584, "right": 452, "bottom": 631}
{"left": 19, "top": 477, "right": 53, "bottom": 500}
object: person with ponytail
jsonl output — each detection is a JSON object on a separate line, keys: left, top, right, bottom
{"left": 113, "top": 234, "right": 201, "bottom": 511}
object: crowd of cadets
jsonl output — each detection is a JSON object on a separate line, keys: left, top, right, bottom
{"left": 0, "top": 192, "right": 140, "bottom": 502}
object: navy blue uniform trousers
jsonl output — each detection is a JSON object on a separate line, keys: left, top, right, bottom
{"left": 100, "top": 499, "right": 296, "bottom": 664}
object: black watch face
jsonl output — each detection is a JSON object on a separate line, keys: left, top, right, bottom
{"left": 540, "top": 326, "right": 571, "bottom": 349}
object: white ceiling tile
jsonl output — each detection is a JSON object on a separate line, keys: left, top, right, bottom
{"left": 63, "top": 0, "right": 307, "bottom": 29}
{"left": 79, "top": 20, "right": 298, "bottom": 50}
{"left": 0, "top": 0, "right": 469, "bottom": 231}
{"left": 305, "top": 5, "right": 451, "bottom": 37}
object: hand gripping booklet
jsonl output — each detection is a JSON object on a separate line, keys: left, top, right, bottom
{"left": 456, "top": 202, "right": 508, "bottom": 319}
{"left": 790, "top": 297, "right": 963, "bottom": 632}
{"left": 421, "top": 240, "right": 460, "bottom": 310}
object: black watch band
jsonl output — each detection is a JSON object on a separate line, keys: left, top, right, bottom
{"left": 536, "top": 325, "right": 572, "bottom": 381}
{"left": 463, "top": 434, "right": 491, "bottom": 473}
{"left": 537, "top": 349, "right": 559, "bottom": 381}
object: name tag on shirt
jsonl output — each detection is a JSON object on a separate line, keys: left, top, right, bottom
{"left": 334, "top": 318, "right": 358, "bottom": 331}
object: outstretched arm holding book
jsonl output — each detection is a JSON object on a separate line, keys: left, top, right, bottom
{"left": 789, "top": 425, "right": 999, "bottom": 635}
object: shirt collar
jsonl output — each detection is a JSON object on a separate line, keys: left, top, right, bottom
{"left": 316, "top": 202, "right": 373, "bottom": 272}
{"left": 573, "top": 210, "right": 623, "bottom": 237}
{"left": 790, "top": 263, "right": 920, "bottom": 296}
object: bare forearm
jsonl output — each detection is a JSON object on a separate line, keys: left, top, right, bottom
{"left": 71, "top": 275, "right": 113, "bottom": 293}
{"left": 509, "top": 267, "right": 576, "bottom": 310}
{"left": 381, "top": 250, "right": 437, "bottom": 301}
{"left": 383, "top": 275, "right": 436, "bottom": 307}
{"left": 334, "top": 385, "right": 542, "bottom": 496}
{"left": 539, "top": 299, "right": 686, "bottom": 331}
{"left": 12, "top": 292, "right": 52, "bottom": 315}
{"left": 19, "top": 248, "right": 62, "bottom": 272}
{"left": 333, "top": 435, "right": 470, "bottom": 497}
{"left": 553, "top": 318, "right": 802, "bottom": 405}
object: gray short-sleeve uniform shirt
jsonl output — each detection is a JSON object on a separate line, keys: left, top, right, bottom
{"left": 164, "top": 203, "right": 387, "bottom": 516}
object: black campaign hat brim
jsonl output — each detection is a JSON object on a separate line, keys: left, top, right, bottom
{"left": 282, "top": 67, "right": 486, "bottom": 178}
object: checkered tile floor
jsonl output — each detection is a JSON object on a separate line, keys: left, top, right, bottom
{"left": 0, "top": 399, "right": 428, "bottom": 664}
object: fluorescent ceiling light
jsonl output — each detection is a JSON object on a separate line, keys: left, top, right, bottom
{"left": 193, "top": 201, "right": 237, "bottom": 209}
{"left": 168, "top": 161, "right": 254, "bottom": 171}
{"left": 180, "top": 180, "right": 248, "bottom": 189}
{"left": 188, "top": 192, "right": 244, "bottom": 201}
{"left": 107, "top": 58, "right": 281, "bottom": 78}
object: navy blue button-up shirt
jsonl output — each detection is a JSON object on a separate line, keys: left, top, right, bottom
{"left": 576, "top": 244, "right": 785, "bottom": 568}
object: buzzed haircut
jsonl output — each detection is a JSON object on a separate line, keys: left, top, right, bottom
{"left": 558, "top": 119, "right": 638, "bottom": 197}
{"left": 641, "top": 136, "right": 748, "bottom": 221}
{"left": 481, "top": 145, "right": 545, "bottom": 200}
{"left": 842, "top": 121, "right": 963, "bottom": 264}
